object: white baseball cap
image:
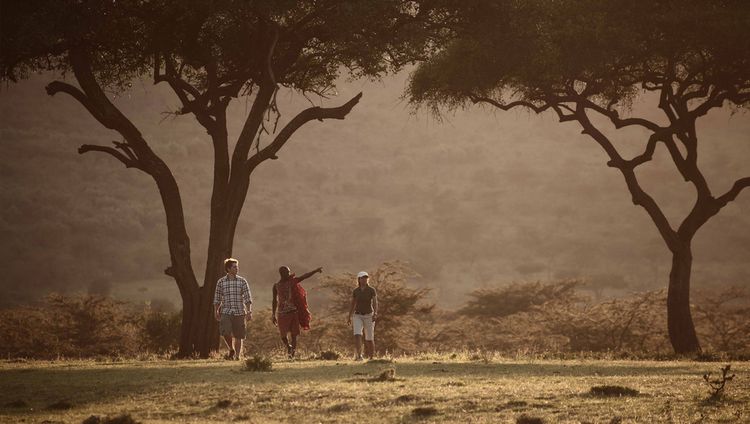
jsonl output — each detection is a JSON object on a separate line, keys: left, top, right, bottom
{"left": 357, "top": 271, "right": 369, "bottom": 278}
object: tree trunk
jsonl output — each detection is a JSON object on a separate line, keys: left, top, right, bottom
{"left": 196, "top": 243, "right": 232, "bottom": 357}
{"left": 667, "top": 244, "right": 701, "bottom": 354}
{"left": 190, "top": 285, "right": 218, "bottom": 358}
{"left": 151, "top": 165, "right": 202, "bottom": 358}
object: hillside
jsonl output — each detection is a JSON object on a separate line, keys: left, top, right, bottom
{"left": 1, "top": 71, "right": 749, "bottom": 308}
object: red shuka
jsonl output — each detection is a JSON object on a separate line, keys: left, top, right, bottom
{"left": 291, "top": 278, "right": 312, "bottom": 330}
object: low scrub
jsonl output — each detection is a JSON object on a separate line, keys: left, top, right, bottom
{"left": 589, "top": 385, "right": 640, "bottom": 397}
{"left": 1, "top": 271, "right": 749, "bottom": 359}
{"left": 244, "top": 355, "right": 273, "bottom": 372}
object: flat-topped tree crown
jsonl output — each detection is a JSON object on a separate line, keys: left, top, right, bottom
{"left": 410, "top": 0, "right": 750, "bottom": 112}
{"left": 3, "top": 0, "right": 446, "bottom": 97}
{"left": 409, "top": 0, "right": 750, "bottom": 355}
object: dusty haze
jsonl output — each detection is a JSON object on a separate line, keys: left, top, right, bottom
{"left": 1, "top": 71, "right": 749, "bottom": 310}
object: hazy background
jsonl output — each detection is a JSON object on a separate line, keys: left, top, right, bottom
{"left": 1, "top": 71, "right": 749, "bottom": 310}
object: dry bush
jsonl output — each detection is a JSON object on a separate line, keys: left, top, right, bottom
{"left": 537, "top": 290, "right": 670, "bottom": 352}
{"left": 443, "top": 282, "right": 750, "bottom": 356}
{"left": 439, "top": 282, "right": 672, "bottom": 354}
{"left": 317, "top": 350, "right": 341, "bottom": 360}
{"left": 516, "top": 415, "right": 545, "bottom": 424}
{"left": 460, "top": 280, "right": 581, "bottom": 318}
{"left": 244, "top": 355, "right": 273, "bottom": 372}
{"left": 83, "top": 414, "right": 141, "bottom": 424}
{"left": 0, "top": 305, "right": 60, "bottom": 358}
{"left": 1, "top": 278, "right": 747, "bottom": 359}
{"left": 411, "top": 406, "right": 439, "bottom": 417}
{"left": 702, "top": 364, "right": 735, "bottom": 400}
{"left": 0, "top": 294, "right": 142, "bottom": 359}
{"left": 140, "top": 310, "right": 181, "bottom": 354}
{"left": 46, "top": 294, "right": 142, "bottom": 357}
{"left": 589, "top": 385, "right": 640, "bottom": 397}
{"left": 694, "top": 287, "right": 750, "bottom": 355}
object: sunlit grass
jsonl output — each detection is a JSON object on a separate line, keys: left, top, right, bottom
{"left": 1, "top": 354, "right": 748, "bottom": 423}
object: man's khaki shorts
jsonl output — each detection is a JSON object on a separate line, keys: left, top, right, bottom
{"left": 220, "top": 314, "right": 246, "bottom": 339}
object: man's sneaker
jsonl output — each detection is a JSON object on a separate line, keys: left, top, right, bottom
{"left": 354, "top": 355, "right": 364, "bottom": 362}
{"left": 286, "top": 345, "right": 293, "bottom": 359}
{"left": 224, "top": 349, "right": 235, "bottom": 360}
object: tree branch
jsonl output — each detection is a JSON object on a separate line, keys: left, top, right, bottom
{"left": 232, "top": 83, "right": 276, "bottom": 170}
{"left": 247, "top": 92, "right": 363, "bottom": 169}
{"left": 263, "top": 22, "right": 280, "bottom": 86}
{"left": 626, "top": 133, "right": 661, "bottom": 168}
{"left": 574, "top": 104, "right": 679, "bottom": 250}
{"left": 45, "top": 81, "right": 108, "bottom": 128}
{"left": 113, "top": 140, "right": 138, "bottom": 162}
{"left": 155, "top": 55, "right": 218, "bottom": 132}
{"left": 579, "top": 98, "right": 662, "bottom": 132}
{"left": 468, "top": 94, "right": 550, "bottom": 114}
{"left": 716, "top": 177, "right": 750, "bottom": 208}
{"left": 78, "top": 143, "right": 144, "bottom": 170}
{"left": 550, "top": 104, "right": 578, "bottom": 123}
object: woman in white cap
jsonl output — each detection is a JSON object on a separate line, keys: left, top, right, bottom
{"left": 347, "top": 271, "right": 378, "bottom": 360}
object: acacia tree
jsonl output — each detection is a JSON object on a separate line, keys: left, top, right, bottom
{"left": 1, "top": 0, "right": 448, "bottom": 357}
{"left": 409, "top": 0, "right": 750, "bottom": 353}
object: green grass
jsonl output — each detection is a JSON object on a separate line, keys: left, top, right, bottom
{"left": 1, "top": 355, "right": 748, "bottom": 423}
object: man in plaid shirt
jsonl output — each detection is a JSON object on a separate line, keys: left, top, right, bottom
{"left": 214, "top": 258, "right": 252, "bottom": 360}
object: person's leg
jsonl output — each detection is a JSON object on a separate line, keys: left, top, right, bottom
{"left": 233, "top": 315, "right": 246, "bottom": 360}
{"left": 220, "top": 315, "right": 235, "bottom": 358}
{"left": 233, "top": 338, "right": 243, "bottom": 360}
{"left": 352, "top": 314, "right": 364, "bottom": 360}
{"left": 278, "top": 313, "right": 293, "bottom": 355}
{"left": 222, "top": 335, "right": 233, "bottom": 350}
{"left": 354, "top": 335, "right": 363, "bottom": 360}
{"left": 280, "top": 334, "right": 293, "bottom": 356}
{"left": 289, "top": 314, "right": 300, "bottom": 358}
{"left": 363, "top": 314, "right": 375, "bottom": 359}
{"left": 289, "top": 334, "right": 298, "bottom": 358}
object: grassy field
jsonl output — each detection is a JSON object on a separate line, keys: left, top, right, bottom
{"left": 1, "top": 354, "right": 748, "bottom": 423}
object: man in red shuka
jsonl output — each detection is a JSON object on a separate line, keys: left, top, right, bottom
{"left": 272, "top": 265, "right": 323, "bottom": 359}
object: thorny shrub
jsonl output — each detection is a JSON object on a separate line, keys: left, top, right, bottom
{"left": 0, "top": 294, "right": 172, "bottom": 359}
{"left": 1, "top": 265, "right": 749, "bottom": 359}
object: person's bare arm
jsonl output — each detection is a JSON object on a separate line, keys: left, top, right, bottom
{"left": 271, "top": 284, "right": 278, "bottom": 325}
{"left": 244, "top": 281, "right": 253, "bottom": 320}
{"left": 372, "top": 292, "right": 379, "bottom": 322}
{"left": 297, "top": 267, "right": 323, "bottom": 282}
{"left": 347, "top": 295, "right": 356, "bottom": 325}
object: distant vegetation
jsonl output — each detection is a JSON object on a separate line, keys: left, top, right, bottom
{"left": 2, "top": 262, "right": 748, "bottom": 360}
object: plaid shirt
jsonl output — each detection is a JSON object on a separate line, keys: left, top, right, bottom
{"left": 214, "top": 275, "right": 252, "bottom": 316}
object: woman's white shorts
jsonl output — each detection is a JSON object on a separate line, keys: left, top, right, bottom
{"left": 352, "top": 313, "right": 375, "bottom": 341}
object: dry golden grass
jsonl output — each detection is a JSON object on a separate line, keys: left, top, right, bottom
{"left": 1, "top": 354, "right": 748, "bottom": 423}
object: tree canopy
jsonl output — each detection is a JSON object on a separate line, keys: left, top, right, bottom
{"left": 408, "top": 0, "right": 750, "bottom": 354}
{"left": 410, "top": 0, "right": 750, "bottom": 114}
{"left": 3, "top": 0, "right": 447, "bottom": 89}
